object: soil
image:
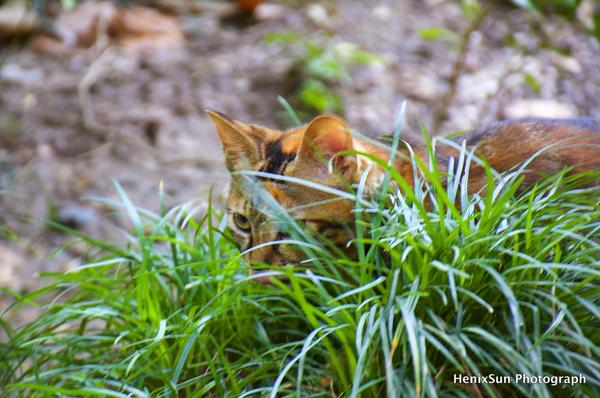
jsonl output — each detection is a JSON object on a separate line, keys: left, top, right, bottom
{"left": 1, "top": 0, "right": 599, "bottom": 329}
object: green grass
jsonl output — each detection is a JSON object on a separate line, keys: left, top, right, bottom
{"left": 1, "top": 137, "right": 599, "bottom": 397}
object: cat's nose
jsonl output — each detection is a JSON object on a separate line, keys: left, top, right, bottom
{"left": 247, "top": 248, "right": 284, "bottom": 266}
{"left": 246, "top": 231, "right": 287, "bottom": 266}
{"left": 246, "top": 251, "right": 285, "bottom": 285}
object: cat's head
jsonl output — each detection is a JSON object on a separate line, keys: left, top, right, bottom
{"left": 207, "top": 110, "right": 364, "bottom": 268}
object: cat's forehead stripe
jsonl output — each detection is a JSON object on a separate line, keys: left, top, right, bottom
{"left": 281, "top": 130, "right": 303, "bottom": 153}
{"left": 259, "top": 138, "right": 296, "bottom": 181}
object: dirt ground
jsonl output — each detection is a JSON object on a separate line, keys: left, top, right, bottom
{"left": 1, "top": 0, "right": 599, "bottom": 328}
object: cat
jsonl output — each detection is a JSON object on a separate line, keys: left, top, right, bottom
{"left": 207, "top": 110, "right": 600, "bottom": 270}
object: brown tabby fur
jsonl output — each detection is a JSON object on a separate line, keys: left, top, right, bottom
{"left": 207, "top": 110, "right": 600, "bottom": 270}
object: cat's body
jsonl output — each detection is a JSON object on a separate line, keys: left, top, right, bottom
{"left": 207, "top": 110, "right": 600, "bottom": 269}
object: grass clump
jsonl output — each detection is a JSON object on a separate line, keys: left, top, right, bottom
{"left": 1, "top": 138, "right": 599, "bottom": 397}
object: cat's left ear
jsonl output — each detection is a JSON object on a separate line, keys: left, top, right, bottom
{"left": 293, "top": 115, "right": 357, "bottom": 182}
{"left": 206, "top": 109, "right": 262, "bottom": 171}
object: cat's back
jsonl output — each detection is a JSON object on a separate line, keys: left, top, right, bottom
{"left": 445, "top": 117, "right": 600, "bottom": 183}
{"left": 462, "top": 117, "right": 600, "bottom": 146}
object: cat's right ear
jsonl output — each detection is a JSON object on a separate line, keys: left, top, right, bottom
{"left": 206, "top": 109, "right": 259, "bottom": 171}
{"left": 293, "top": 115, "right": 357, "bottom": 183}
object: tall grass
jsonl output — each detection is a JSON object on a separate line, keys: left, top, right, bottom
{"left": 1, "top": 136, "right": 599, "bottom": 397}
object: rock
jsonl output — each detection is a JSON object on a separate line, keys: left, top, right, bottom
{"left": 576, "top": 0, "right": 598, "bottom": 30}
{"left": 400, "top": 72, "right": 444, "bottom": 102}
{"left": 503, "top": 99, "right": 578, "bottom": 119}
{"left": 0, "top": 244, "right": 25, "bottom": 292}
{"left": 373, "top": 5, "right": 392, "bottom": 21}
{"left": 152, "top": 0, "right": 204, "bottom": 15}
{"left": 236, "top": 0, "right": 262, "bottom": 13}
{"left": 0, "top": 64, "right": 44, "bottom": 86}
{"left": 0, "top": 1, "right": 38, "bottom": 37}
{"left": 31, "top": 1, "right": 185, "bottom": 55}
{"left": 459, "top": 70, "right": 500, "bottom": 102}
{"left": 30, "top": 36, "right": 78, "bottom": 57}
{"left": 36, "top": 144, "right": 55, "bottom": 160}
{"left": 113, "top": 5, "right": 185, "bottom": 51}
{"left": 306, "top": 4, "right": 331, "bottom": 29}
{"left": 56, "top": 204, "right": 99, "bottom": 230}
{"left": 549, "top": 53, "right": 582, "bottom": 75}
{"left": 254, "top": 3, "right": 286, "bottom": 21}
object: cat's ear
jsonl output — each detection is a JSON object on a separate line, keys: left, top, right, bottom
{"left": 293, "top": 115, "right": 357, "bottom": 182}
{"left": 206, "top": 109, "right": 260, "bottom": 171}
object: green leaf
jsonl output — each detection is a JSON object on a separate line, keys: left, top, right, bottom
{"left": 348, "top": 49, "right": 384, "bottom": 65}
{"left": 418, "top": 27, "right": 460, "bottom": 42}
{"left": 306, "top": 53, "right": 347, "bottom": 80}
{"left": 524, "top": 73, "right": 541, "bottom": 94}
{"left": 298, "top": 79, "right": 344, "bottom": 113}
{"left": 61, "top": 0, "right": 77, "bottom": 10}
{"left": 511, "top": 0, "right": 538, "bottom": 12}
{"left": 262, "top": 31, "right": 302, "bottom": 44}
{"left": 460, "top": 0, "right": 482, "bottom": 19}
{"left": 594, "top": 13, "right": 600, "bottom": 44}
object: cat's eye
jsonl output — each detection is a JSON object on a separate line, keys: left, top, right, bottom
{"left": 232, "top": 213, "right": 251, "bottom": 231}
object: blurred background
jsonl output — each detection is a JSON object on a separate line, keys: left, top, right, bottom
{"left": 1, "top": 0, "right": 599, "bottom": 325}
